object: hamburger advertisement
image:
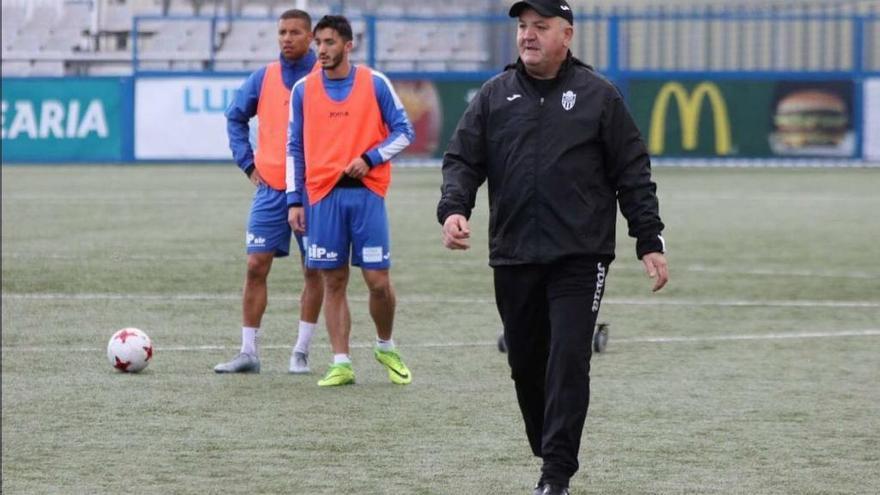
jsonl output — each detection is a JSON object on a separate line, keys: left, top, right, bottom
{"left": 769, "top": 82, "right": 855, "bottom": 157}
{"left": 628, "top": 79, "right": 857, "bottom": 159}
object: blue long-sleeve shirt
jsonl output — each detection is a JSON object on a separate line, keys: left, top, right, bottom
{"left": 285, "top": 66, "right": 415, "bottom": 206}
{"left": 225, "top": 50, "right": 317, "bottom": 175}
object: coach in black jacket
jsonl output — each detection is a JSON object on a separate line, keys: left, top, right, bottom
{"left": 437, "top": 1, "right": 669, "bottom": 494}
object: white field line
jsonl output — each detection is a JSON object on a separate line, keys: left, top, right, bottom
{"left": 418, "top": 263, "right": 879, "bottom": 281}
{"left": 3, "top": 329, "right": 879, "bottom": 354}
{"left": 2, "top": 292, "right": 878, "bottom": 308}
{"left": 603, "top": 298, "right": 880, "bottom": 308}
{"left": 664, "top": 194, "right": 880, "bottom": 202}
{"left": 6, "top": 192, "right": 880, "bottom": 202}
{"left": 615, "top": 329, "right": 880, "bottom": 343}
{"left": 3, "top": 253, "right": 877, "bottom": 280}
{"left": 668, "top": 264, "right": 879, "bottom": 280}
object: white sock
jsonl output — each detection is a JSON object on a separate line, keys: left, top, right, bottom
{"left": 376, "top": 338, "right": 395, "bottom": 352}
{"left": 241, "top": 327, "right": 259, "bottom": 356}
{"left": 333, "top": 354, "right": 351, "bottom": 365}
{"left": 293, "top": 321, "right": 316, "bottom": 354}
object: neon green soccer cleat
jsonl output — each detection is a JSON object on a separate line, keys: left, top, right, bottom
{"left": 374, "top": 348, "right": 412, "bottom": 385}
{"left": 317, "top": 363, "right": 355, "bottom": 387}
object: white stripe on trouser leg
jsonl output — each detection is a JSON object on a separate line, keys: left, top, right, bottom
{"left": 592, "top": 262, "right": 606, "bottom": 313}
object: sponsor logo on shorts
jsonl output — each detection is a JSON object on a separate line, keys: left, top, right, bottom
{"left": 362, "top": 246, "right": 384, "bottom": 263}
{"left": 308, "top": 243, "right": 338, "bottom": 262}
{"left": 247, "top": 232, "right": 266, "bottom": 247}
{"left": 592, "top": 262, "right": 606, "bottom": 312}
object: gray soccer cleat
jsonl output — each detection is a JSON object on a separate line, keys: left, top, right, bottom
{"left": 213, "top": 352, "right": 260, "bottom": 373}
{"left": 288, "top": 350, "right": 310, "bottom": 374}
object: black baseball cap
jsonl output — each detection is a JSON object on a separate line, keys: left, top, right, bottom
{"left": 509, "top": 0, "right": 574, "bottom": 26}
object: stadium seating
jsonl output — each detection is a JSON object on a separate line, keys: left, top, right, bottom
{"left": 2, "top": 1, "right": 89, "bottom": 75}
{"left": 1, "top": 0, "right": 878, "bottom": 76}
{"left": 212, "top": 18, "right": 277, "bottom": 71}
{"left": 135, "top": 18, "right": 213, "bottom": 70}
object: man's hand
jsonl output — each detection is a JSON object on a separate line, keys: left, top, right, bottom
{"left": 288, "top": 206, "right": 305, "bottom": 234}
{"left": 442, "top": 214, "right": 471, "bottom": 250}
{"left": 249, "top": 168, "right": 265, "bottom": 187}
{"left": 344, "top": 157, "right": 370, "bottom": 179}
{"left": 641, "top": 252, "right": 669, "bottom": 292}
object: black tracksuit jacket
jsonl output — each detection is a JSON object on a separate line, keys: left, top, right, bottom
{"left": 437, "top": 55, "right": 665, "bottom": 266}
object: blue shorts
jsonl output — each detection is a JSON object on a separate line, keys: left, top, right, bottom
{"left": 247, "top": 184, "right": 300, "bottom": 258}
{"left": 306, "top": 187, "right": 390, "bottom": 270}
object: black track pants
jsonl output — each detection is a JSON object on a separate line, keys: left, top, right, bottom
{"left": 493, "top": 256, "right": 610, "bottom": 487}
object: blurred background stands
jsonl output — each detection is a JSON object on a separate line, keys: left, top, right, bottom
{"left": 1, "top": 0, "right": 879, "bottom": 76}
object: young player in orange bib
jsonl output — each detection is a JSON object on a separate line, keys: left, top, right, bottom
{"left": 286, "top": 15, "right": 415, "bottom": 386}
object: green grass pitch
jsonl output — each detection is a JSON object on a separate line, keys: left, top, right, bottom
{"left": 2, "top": 165, "right": 879, "bottom": 493}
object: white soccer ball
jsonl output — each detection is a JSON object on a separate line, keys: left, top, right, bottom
{"left": 107, "top": 328, "right": 153, "bottom": 373}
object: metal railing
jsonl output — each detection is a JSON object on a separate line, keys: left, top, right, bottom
{"left": 5, "top": 7, "right": 877, "bottom": 77}
{"left": 125, "top": 10, "right": 880, "bottom": 80}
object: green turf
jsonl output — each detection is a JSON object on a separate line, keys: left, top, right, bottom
{"left": 2, "top": 165, "right": 879, "bottom": 494}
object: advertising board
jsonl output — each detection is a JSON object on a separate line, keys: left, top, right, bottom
{"left": 629, "top": 80, "right": 857, "bottom": 158}
{"left": 864, "top": 79, "right": 880, "bottom": 161}
{"left": 135, "top": 76, "right": 245, "bottom": 160}
{"left": 1, "top": 78, "right": 128, "bottom": 162}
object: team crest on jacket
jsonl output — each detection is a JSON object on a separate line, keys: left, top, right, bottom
{"left": 561, "top": 90, "right": 577, "bottom": 111}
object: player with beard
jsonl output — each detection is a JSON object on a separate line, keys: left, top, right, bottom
{"left": 286, "top": 15, "right": 415, "bottom": 387}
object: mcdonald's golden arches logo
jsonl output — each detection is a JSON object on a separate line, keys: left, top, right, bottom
{"left": 648, "top": 82, "right": 732, "bottom": 156}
